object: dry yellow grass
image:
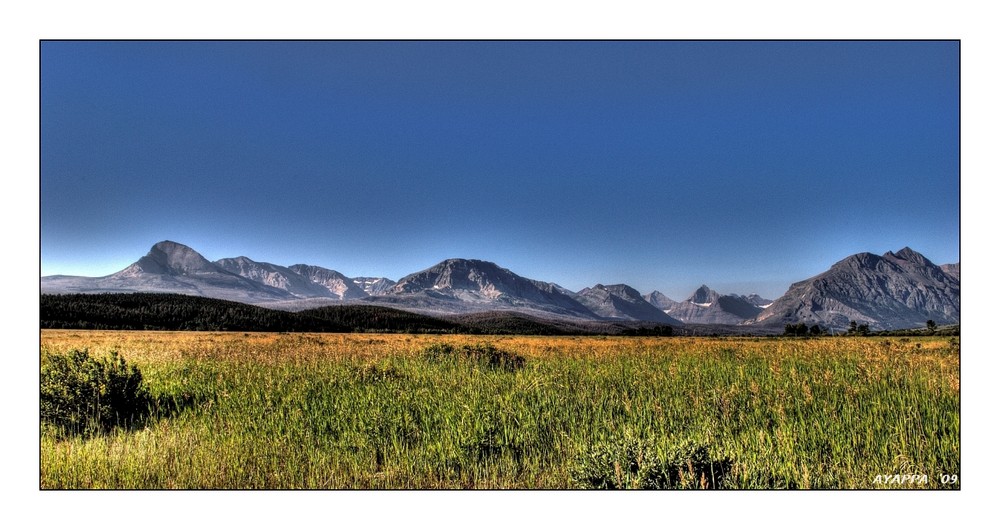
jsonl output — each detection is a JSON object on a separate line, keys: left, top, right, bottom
{"left": 40, "top": 329, "right": 958, "bottom": 364}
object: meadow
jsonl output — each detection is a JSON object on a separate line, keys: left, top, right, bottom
{"left": 39, "top": 330, "right": 960, "bottom": 489}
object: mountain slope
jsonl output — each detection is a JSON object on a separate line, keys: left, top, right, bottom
{"left": 288, "top": 264, "right": 368, "bottom": 300}
{"left": 216, "top": 257, "right": 336, "bottom": 299}
{"left": 941, "top": 263, "right": 960, "bottom": 281}
{"left": 754, "top": 247, "right": 960, "bottom": 331}
{"left": 643, "top": 291, "right": 678, "bottom": 312}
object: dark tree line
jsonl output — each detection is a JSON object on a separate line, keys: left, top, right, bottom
{"left": 299, "top": 305, "right": 466, "bottom": 334}
{"left": 783, "top": 323, "right": 827, "bottom": 337}
{"left": 846, "top": 321, "right": 871, "bottom": 336}
{"left": 619, "top": 325, "right": 674, "bottom": 336}
{"left": 41, "top": 293, "right": 347, "bottom": 332}
{"left": 40, "top": 293, "right": 676, "bottom": 336}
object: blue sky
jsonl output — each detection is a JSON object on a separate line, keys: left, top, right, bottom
{"left": 40, "top": 41, "right": 959, "bottom": 300}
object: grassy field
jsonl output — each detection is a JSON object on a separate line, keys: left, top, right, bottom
{"left": 39, "top": 330, "right": 960, "bottom": 489}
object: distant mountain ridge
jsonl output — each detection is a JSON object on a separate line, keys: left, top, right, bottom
{"left": 644, "top": 286, "right": 772, "bottom": 325}
{"left": 40, "top": 240, "right": 959, "bottom": 331}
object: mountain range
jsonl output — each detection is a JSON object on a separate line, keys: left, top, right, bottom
{"left": 41, "top": 240, "right": 959, "bottom": 331}
{"left": 643, "top": 286, "right": 773, "bottom": 325}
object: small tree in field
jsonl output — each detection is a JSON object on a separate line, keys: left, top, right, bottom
{"left": 927, "top": 320, "right": 937, "bottom": 332}
{"left": 784, "top": 323, "right": 808, "bottom": 337}
{"left": 41, "top": 349, "right": 150, "bottom": 437}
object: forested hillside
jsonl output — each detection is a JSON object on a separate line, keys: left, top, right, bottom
{"left": 41, "top": 293, "right": 348, "bottom": 332}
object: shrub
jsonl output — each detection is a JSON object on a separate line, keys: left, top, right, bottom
{"left": 40, "top": 349, "right": 151, "bottom": 436}
{"left": 422, "top": 342, "right": 526, "bottom": 372}
{"left": 571, "top": 434, "right": 731, "bottom": 489}
{"left": 353, "top": 359, "right": 406, "bottom": 384}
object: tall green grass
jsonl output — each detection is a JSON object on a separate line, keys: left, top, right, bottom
{"left": 39, "top": 333, "right": 959, "bottom": 489}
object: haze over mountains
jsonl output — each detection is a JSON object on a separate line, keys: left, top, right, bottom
{"left": 41, "top": 240, "right": 959, "bottom": 331}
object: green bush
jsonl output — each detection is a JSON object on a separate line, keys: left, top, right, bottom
{"left": 353, "top": 359, "right": 406, "bottom": 384}
{"left": 571, "top": 434, "right": 732, "bottom": 489}
{"left": 422, "top": 342, "right": 526, "bottom": 372}
{"left": 41, "top": 349, "right": 151, "bottom": 436}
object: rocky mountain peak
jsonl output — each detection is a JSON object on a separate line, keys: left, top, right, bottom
{"left": 884, "top": 247, "right": 933, "bottom": 267}
{"left": 743, "top": 294, "right": 773, "bottom": 307}
{"left": 605, "top": 284, "right": 643, "bottom": 299}
{"left": 579, "top": 284, "right": 641, "bottom": 300}
{"left": 842, "top": 252, "right": 884, "bottom": 270}
{"left": 131, "top": 240, "right": 217, "bottom": 275}
{"left": 392, "top": 258, "right": 518, "bottom": 295}
{"left": 643, "top": 290, "right": 677, "bottom": 310}
{"left": 438, "top": 258, "right": 497, "bottom": 270}
{"left": 383, "top": 258, "right": 601, "bottom": 320}
{"left": 688, "top": 285, "right": 719, "bottom": 305}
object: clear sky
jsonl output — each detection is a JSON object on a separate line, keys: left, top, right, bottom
{"left": 40, "top": 40, "right": 959, "bottom": 300}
